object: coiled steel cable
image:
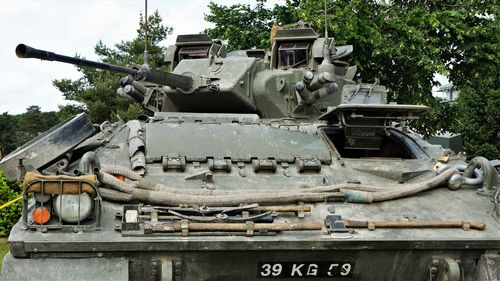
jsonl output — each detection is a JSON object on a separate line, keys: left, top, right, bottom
{"left": 96, "top": 165, "right": 459, "bottom": 206}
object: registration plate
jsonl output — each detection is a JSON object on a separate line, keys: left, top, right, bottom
{"left": 258, "top": 262, "right": 354, "bottom": 278}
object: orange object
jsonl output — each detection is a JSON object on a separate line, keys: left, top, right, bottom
{"left": 115, "top": 175, "right": 126, "bottom": 182}
{"left": 33, "top": 207, "right": 51, "bottom": 224}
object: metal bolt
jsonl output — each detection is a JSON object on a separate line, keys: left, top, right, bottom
{"left": 97, "top": 252, "right": 103, "bottom": 257}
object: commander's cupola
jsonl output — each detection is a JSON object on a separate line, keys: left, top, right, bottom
{"left": 271, "top": 28, "right": 318, "bottom": 70}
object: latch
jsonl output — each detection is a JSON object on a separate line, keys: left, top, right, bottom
{"left": 162, "top": 156, "right": 186, "bottom": 172}
{"left": 252, "top": 158, "right": 277, "bottom": 173}
{"left": 120, "top": 205, "right": 141, "bottom": 231}
{"left": 282, "top": 162, "right": 291, "bottom": 177}
{"left": 185, "top": 170, "right": 213, "bottom": 182}
{"left": 207, "top": 158, "right": 232, "bottom": 172}
{"left": 325, "top": 215, "right": 352, "bottom": 233}
{"left": 296, "top": 157, "right": 321, "bottom": 172}
{"left": 237, "top": 162, "right": 246, "bottom": 177}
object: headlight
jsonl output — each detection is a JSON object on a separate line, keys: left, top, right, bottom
{"left": 53, "top": 193, "right": 94, "bottom": 223}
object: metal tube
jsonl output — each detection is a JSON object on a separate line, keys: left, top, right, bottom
{"left": 343, "top": 220, "right": 486, "bottom": 230}
{"left": 124, "top": 85, "right": 145, "bottom": 103}
{"left": 16, "top": 44, "right": 137, "bottom": 75}
{"left": 78, "top": 151, "right": 101, "bottom": 174}
{"left": 16, "top": 44, "right": 194, "bottom": 90}
{"left": 149, "top": 222, "right": 322, "bottom": 232}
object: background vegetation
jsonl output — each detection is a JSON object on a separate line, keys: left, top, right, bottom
{"left": 0, "top": 170, "right": 22, "bottom": 236}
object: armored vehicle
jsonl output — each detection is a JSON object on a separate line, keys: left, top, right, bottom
{"left": 1, "top": 22, "right": 499, "bottom": 281}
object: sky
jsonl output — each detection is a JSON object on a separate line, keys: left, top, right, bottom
{"left": 0, "top": 0, "right": 282, "bottom": 114}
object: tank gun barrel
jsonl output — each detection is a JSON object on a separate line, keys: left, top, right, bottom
{"left": 16, "top": 44, "right": 137, "bottom": 75}
{"left": 15, "top": 44, "right": 193, "bottom": 91}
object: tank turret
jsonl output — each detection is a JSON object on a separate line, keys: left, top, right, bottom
{"left": 14, "top": 25, "right": 433, "bottom": 163}
{"left": 15, "top": 26, "right": 397, "bottom": 119}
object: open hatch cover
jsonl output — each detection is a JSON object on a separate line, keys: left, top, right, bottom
{"left": 319, "top": 104, "right": 430, "bottom": 151}
{"left": 319, "top": 104, "right": 431, "bottom": 123}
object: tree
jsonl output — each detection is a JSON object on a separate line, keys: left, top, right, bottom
{"left": 114, "top": 103, "right": 145, "bottom": 123}
{"left": 56, "top": 104, "right": 85, "bottom": 122}
{"left": 0, "top": 106, "right": 61, "bottom": 156}
{"left": 204, "top": 0, "right": 300, "bottom": 52}
{"left": 0, "top": 170, "right": 22, "bottom": 235}
{"left": 454, "top": 85, "right": 500, "bottom": 159}
{"left": 0, "top": 113, "right": 19, "bottom": 156}
{"left": 16, "top": 106, "right": 59, "bottom": 146}
{"left": 53, "top": 11, "right": 172, "bottom": 124}
{"left": 205, "top": 0, "right": 499, "bottom": 158}
{"left": 445, "top": 2, "right": 499, "bottom": 159}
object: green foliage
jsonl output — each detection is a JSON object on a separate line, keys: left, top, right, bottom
{"left": 444, "top": 3, "right": 499, "bottom": 159}
{"left": 16, "top": 106, "right": 59, "bottom": 146}
{"left": 204, "top": 0, "right": 300, "bottom": 52}
{"left": 53, "top": 11, "right": 172, "bottom": 124}
{"left": 0, "top": 170, "right": 22, "bottom": 236}
{"left": 113, "top": 103, "right": 144, "bottom": 123}
{"left": 453, "top": 85, "right": 500, "bottom": 159}
{"left": 0, "top": 113, "right": 19, "bottom": 155}
{"left": 0, "top": 106, "right": 61, "bottom": 156}
{"left": 56, "top": 104, "right": 85, "bottom": 122}
{"left": 411, "top": 99, "right": 458, "bottom": 138}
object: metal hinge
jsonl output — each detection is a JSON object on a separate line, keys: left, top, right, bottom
{"left": 252, "top": 158, "right": 277, "bottom": 173}
{"left": 162, "top": 156, "right": 186, "bottom": 172}
{"left": 207, "top": 158, "right": 232, "bottom": 172}
{"left": 296, "top": 157, "right": 321, "bottom": 172}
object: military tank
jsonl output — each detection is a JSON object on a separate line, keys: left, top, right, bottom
{"left": 1, "top": 22, "right": 499, "bottom": 281}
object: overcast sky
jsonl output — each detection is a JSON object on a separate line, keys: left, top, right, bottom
{"left": 0, "top": 0, "right": 283, "bottom": 114}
